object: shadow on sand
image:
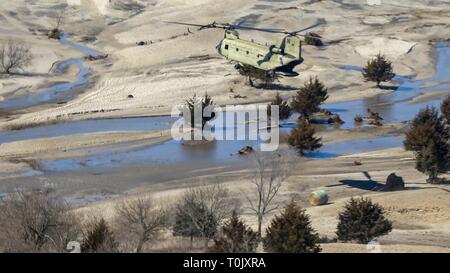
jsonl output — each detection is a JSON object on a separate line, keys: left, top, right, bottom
{"left": 254, "top": 83, "right": 298, "bottom": 91}
{"left": 327, "top": 171, "right": 426, "bottom": 192}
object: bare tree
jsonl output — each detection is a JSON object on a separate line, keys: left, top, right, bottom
{"left": 173, "top": 184, "right": 233, "bottom": 248}
{"left": 54, "top": 8, "right": 65, "bottom": 31}
{"left": 47, "top": 6, "right": 66, "bottom": 40}
{"left": 246, "top": 152, "right": 289, "bottom": 236}
{"left": 0, "top": 190, "right": 80, "bottom": 252}
{"left": 115, "top": 196, "right": 168, "bottom": 253}
{"left": 0, "top": 40, "right": 33, "bottom": 74}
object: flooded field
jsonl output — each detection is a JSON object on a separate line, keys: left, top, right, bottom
{"left": 325, "top": 42, "right": 450, "bottom": 130}
{"left": 1, "top": 42, "right": 447, "bottom": 178}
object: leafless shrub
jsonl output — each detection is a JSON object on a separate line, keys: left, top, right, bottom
{"left": 0, "top": 191, "right": 80, "bottom": 252}
{"left": 115, "top": 196, "right": 168, "bottom": 253}
{"left": 111, "top": 0, "right": 145, "bottom": 12}
{"left": 354, "top": 114, "right": 364, "bottom": 123}
{"left": 7, "top": 158, "right": 43, "bottom": 171}
{"left": 172, "top": 184, "right": 233, "bottom": 248}
{"left": 47, "top": 6, "right": 66, "bottom": 40}
{"left": 0, "top": 40, "right": 33, "bottom": 74}
{"left": 54, "top": 8, "right": 65, "bottom": 31}
{"left": 246, "top": 151, "right": 289, "bottom": 236}
{"left": 328, "top": 114, "right": 344, "bottom": 126}
{"left": 238, "top": 64, "right": 278, "bottom": 88}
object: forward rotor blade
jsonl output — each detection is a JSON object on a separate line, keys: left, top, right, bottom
{"left": 231, "top": 25, "right": 284, "bottom": 33}
{"left": 165, "top": 20, "right": 307, "bottom": 35}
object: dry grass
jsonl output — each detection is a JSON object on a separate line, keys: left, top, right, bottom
{"left": 145, "top": 233, "right": 208, "bottom": 253}
{"left": 5, "top": 119, "right": 63, "bottom": 131}
{"left": 8, "top": 158, "right": 43, "bottom": 170}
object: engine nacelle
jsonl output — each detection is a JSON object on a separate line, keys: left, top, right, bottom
{"left": 270, "top": 46, "right": 282, "bottom": 54}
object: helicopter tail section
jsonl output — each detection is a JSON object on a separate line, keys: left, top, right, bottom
{"left": 281, "top": 36, "right": 302, "bottom": 59}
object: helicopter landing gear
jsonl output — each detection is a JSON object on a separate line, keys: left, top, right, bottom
{"left": 234, "top": 63, "right": 242, "bottom": 70}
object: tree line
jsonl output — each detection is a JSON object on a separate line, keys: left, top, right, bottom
{"left": 0, "top": 169, "right": 393, "bottom": 253}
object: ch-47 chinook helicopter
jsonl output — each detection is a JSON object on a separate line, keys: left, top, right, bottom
{"left": 165, "top": 20, "right": 324, "bottom": 77}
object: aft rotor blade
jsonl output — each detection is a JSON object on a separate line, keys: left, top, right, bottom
{"left": 292, "top": 20, "right": 325, "bottom": 34}
{"left": 234, "top": 19, "right": 247, "bottom": 27}
{"left": 164, "top": 21, "right": 209, "bottom": 28}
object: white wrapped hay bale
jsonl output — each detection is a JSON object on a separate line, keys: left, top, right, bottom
{"left": 309, "top": 190, "right": 329, "bottom": 206}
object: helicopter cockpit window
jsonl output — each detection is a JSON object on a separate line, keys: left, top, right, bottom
{"left": 246, "top": 51, "right": 250, "bottom": 55}
{"left": 236, "top": 48, "right": 239, "bottom": 52}
{"left": 224, "top": 44, "right": 229, "bottom": 50}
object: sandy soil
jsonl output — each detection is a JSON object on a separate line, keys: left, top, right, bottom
{"left": 321, "top": 243, "right": 450, "bottom": 253}
{"left": 0, "top": 129, "right": 171, "bottom": 158}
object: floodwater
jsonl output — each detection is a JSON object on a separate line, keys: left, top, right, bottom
{"left": 41, "top": 139, "right": 254, "bottom": 173}
{"left": 0, "top": 115, "right": 177, "bottom": 143}
{"left": 322, "top": 41, "right": 450, "bottom": 129}
{"left": 39, "top": 135, "right": 407, "bottom": 173}
{"left": 305, "top": 135, "right": 404, "bottom": 159}
{"left": 0, "top": 35, "right": 97, "bottom": 110}
{"left": 33, "top": 111, "right": 274, "bottom": 173}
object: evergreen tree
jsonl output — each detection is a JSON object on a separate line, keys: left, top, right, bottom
{"left": 404, "top": 107, "right": 449, "bottom": 183}
{"left": 183, "top": 93, "right": 216, "bottom": 130}
{"left": 288, "top": 117, "right": 322, "bottom": 156}
{"left": 268, "top": 92, "right": 292, "bottom": 121}
{"left": 336, "top": 197, "right": 392, "bottom": 244}
{"left": 210, "top": 211, "right": 259, "bottom": 253}
{"left": 304, "top": 32, "right": 323, "bottom": 47}
{"left": 416, "top": 141, "right": 449, "bottom": 184}
{"left": 404, "top": 107, "right": 444, "bottom": 151}
{"left": 81, "top": 218, "right": 118, "bottom": 253}
{"left": 362, "top": 54, "right": 395, "bottom": 88}
{"left": 291, "top": 77, "right": 328, "bottom": 119}
{"left": 263, "top": 201, "right": 321, "bottom": 253}
{"left": 441, "top": 94, "right": 450, "bottom": 124}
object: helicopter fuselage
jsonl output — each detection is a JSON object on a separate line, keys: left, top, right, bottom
{"left": 217, "top": 30, "right": 303, "bottom": 76}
